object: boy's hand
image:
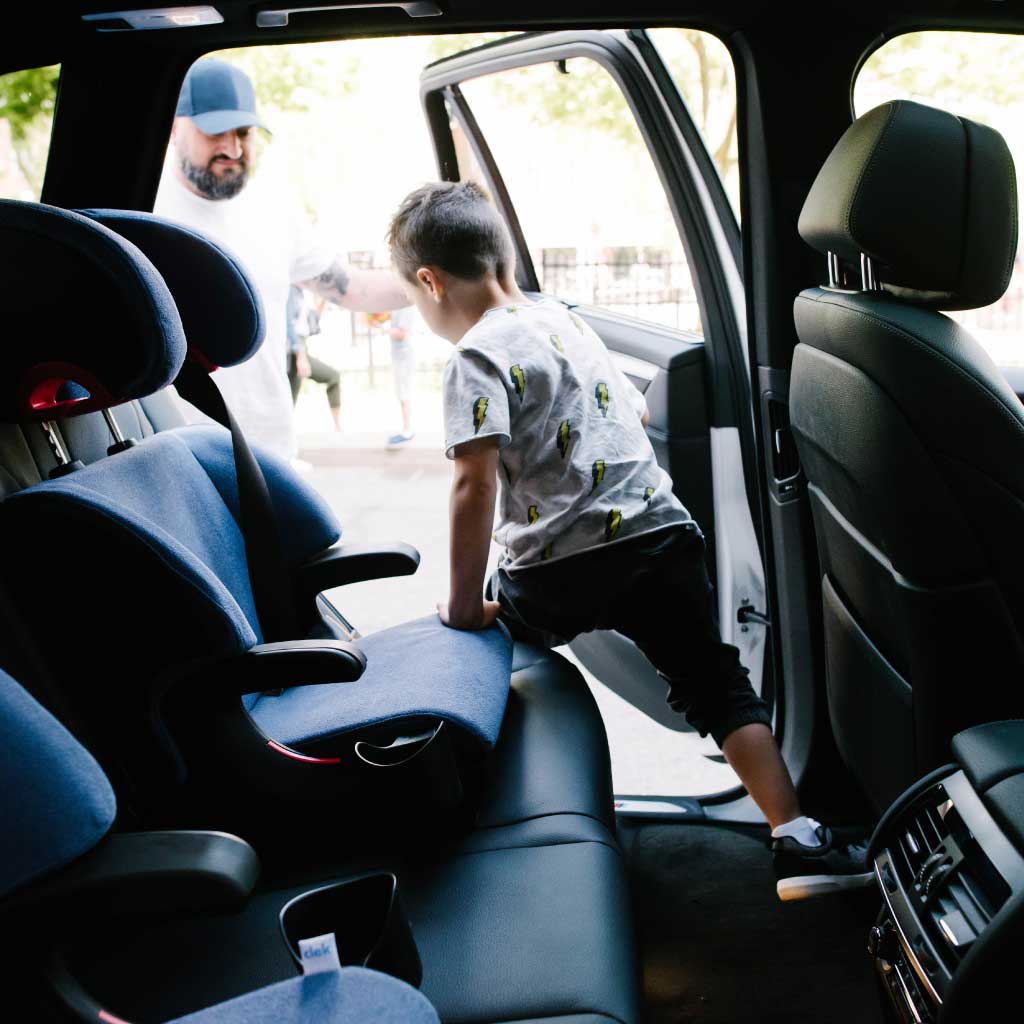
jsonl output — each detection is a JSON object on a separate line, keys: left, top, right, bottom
{"left": 437, "top": 598, "right": 501, "bottom": 631}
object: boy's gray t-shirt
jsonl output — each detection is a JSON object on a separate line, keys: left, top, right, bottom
{"left": 442, "top": 298, "right": 693, "bottom": 570}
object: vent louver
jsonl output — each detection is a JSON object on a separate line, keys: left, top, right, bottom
{"left": 893, "top": 789, "right": 1009, "bottom": 969}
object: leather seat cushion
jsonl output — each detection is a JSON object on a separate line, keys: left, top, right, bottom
{"left": 475, "top": 643, "right": 615, "bottom": 830}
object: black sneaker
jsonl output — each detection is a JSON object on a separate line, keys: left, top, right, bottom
{"left": 773, "top": 824, "right": 874, "bottom": 901}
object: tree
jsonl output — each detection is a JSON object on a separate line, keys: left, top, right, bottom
{"left": 0, "top": 64, "right": 59, "bottom": 194}
{"left": 218, "top": 45, "right": 361, "bottom": 115}
{"left": 426, "top": 30, "right": 739, "bottom": 205}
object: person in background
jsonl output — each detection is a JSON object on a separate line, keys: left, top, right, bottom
{"left": 156, "top": 58, "right": 410, "bottom": 461}
{"left": 287, "top": 286, "right": 342, "bottom": 432}
{"left": 385, "top": 305, "right": 420, "bottom": 448}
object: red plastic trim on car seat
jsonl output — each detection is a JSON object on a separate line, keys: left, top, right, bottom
{"left": 19, "top": 361, "right": 115, "bottom": 420}
{"left": 98, "top": 1009, "right": 134, "bottom": 1024}
{"left": 266, "top": 739, "right": 341, "bottom": 765}
{"left": 186, "top": 344, "right": 220, "bottom": 373}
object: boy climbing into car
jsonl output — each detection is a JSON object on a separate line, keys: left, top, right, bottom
{"left": 387, "top": 180, "right": 870, "bottom": 901}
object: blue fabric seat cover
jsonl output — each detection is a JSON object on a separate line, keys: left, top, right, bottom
{"left": 0, "top": 200, "right": 185, "bottom": 423}
{"left": 2, "top": 427, "right": 341, "bottom": 650}
{"left": 3, "top": 428, "right": 510, "bottom": 750}
{"left": 79, "top": 209, "right": 265, "bottom": 369}
{"left": 248, "top": 615, "right": 512, "bottom": 750}
{"left": 0, "top": 670, "right": 116, "bottom": 899}
{"left": 167, "top": 968, "right": 439, "bottom": 1024}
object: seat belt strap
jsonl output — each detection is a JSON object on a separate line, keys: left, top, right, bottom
{"left": 175, "top": 362, "right": 298, "bottom": 642}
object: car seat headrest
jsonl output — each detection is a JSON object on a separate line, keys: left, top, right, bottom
{"left": 0, "top": 669, "right": 116, "bottom": 899}
{"left": 81, "top": 210, "right": 265, "bottom": 371}
{"left": 0, "top": 200, "right": 186, "bottom": 422}
{"left": 798, "top": 100, "right": 1018, "bottom": 311}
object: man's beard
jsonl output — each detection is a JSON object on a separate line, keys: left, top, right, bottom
{"left": 179, "top": 153, "right": 249, "bottom": 200}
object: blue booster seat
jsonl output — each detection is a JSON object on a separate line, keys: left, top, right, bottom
{"left": 0, "top": 200, "right": 512, "bottom": 833}
{"left": 0, "top": 667, "right": 440, "bottom": 1023}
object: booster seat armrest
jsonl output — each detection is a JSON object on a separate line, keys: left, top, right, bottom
{"left": 165, "top": 640, "right": 367, "bottom": 706}
{"left": 294, "top": 541, "right": 420, "bottom": 604}
{"left": 3, "top": 830, "right": 260, "bottom": 920}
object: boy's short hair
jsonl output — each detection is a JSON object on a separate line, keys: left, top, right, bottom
{"left": 388, "top": 180, "right": 516, "bottom": 284}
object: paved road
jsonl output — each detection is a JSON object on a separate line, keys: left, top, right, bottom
{"left": 299, "top": 441, "right": 738, "bottom": 798}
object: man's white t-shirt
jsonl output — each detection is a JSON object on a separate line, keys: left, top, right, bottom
{"left": 442, "top": 298, "right": 693, "bottom": 570}
{"left": 154, "top": 172, "right": 335, "bottom": 458}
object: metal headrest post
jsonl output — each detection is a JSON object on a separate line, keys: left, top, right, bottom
{"left": 41, "top": 421, "right": 84, "bottom": 479}
{"left": 102, "top": 408, "right": 139, "bottom": 456}
{"left": 860, "top": 254, "right": 883, "bottom": 292}
{"left": 827, "top": 251, "right": 840, "bottom": 288}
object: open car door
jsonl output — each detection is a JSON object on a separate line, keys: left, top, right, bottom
{"left": 420, "top": 30, "right": 769, "bottom": 740}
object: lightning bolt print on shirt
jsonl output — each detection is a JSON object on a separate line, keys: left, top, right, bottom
{"left": 556, "top": 419, "right": 571, "bottom": 458}
{"left": 472, "top": 396, "right": 489, "bottom": 433}
{"left": 509, "top": 364, "right": 526, "bottom": 402}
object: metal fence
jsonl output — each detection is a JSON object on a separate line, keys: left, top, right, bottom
{"left": 540, "top": 249, "right": 701, "bottom": 334}
{"left": 342, "top": 249, "right": 1024, "bottom": 353}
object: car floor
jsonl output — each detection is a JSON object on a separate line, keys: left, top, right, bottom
{"left": 621, "top": 820, "right": 884, "bottom": 1024}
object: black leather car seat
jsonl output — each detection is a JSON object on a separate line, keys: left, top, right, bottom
{"left": 790, "top": 99, "right": 1022, "bottom": 811}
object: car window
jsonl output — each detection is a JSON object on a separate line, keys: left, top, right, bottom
{"left": 457, "top": 57, "right": 704, "bottom": 335}
{"left": 0, "top": 64, "right": 59, "bottom": 200}
{"left": 855, "top": 32, "right": 1024, "bottom": 365}
{"left": 646, "top": 28, "right": 739, "bottom": 221}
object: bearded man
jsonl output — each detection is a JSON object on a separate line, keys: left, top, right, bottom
{"left": 155, "top": 58, "right": 408, "bottom": 459}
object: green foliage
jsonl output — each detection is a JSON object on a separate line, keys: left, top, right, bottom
{"left": 0, "top": 64, "right": 59, "bottom": 140}
{"left": 212, "top": 44, "right": 362, "bottom": 114}
{"left": 856, "top": 31, "right": 1024, "bottom": 124}
{"left": 0, "top": 65, "right": 59, "bottom": 196}
{"left": 428, "top": 30, "right": 737, "bottom": 192}
{"left": 426, "top": 33, "right": 513, "bottom": 63}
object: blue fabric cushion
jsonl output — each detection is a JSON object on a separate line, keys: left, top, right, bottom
{"left": 247, "top": 615, "right": 512, "bottom": 750}
{"left": 0, "top": 200, "right": 185, "bottom": 422}
{"left": 3, "top": 431, "right": 262, "bottom": 648}
{"left": 0, "top": 670, "right": 116, "bottom": 899}
{"left": 80, "top": 210, "right": 264, "bottom": 370}
{"left": 167, "top": 968, "right": 438, "bottom": 1024}
{"left": 178, "top": 425, "right": 340, "bottom": 568}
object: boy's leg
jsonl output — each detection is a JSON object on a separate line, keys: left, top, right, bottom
{"left": 609, "top": 527, "right": 871, "bottom": 898}
{"left": 720, "top": 724, "right": 800, "bottom": 830}
{"left": 606, "top": 528, "right": 804, "bottom": 827}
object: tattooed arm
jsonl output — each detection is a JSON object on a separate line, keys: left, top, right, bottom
{"left": 299, "top": 258, "right": 409, "bottom": 312}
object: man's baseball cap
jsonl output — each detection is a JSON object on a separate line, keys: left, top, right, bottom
{"left": 175, "top": 59, "right": 270, "bottom": 135}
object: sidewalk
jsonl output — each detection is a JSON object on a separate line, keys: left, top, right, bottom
{"left": 294, "top": 369, "right": 446, "bottom": 467}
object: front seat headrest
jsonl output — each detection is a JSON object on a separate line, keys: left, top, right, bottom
{"left": 80, "top": 209, "right": 265, "bottom": 371}
{"left": 798, "top": 99, "right": 1018, "bottom": 311}
{"left": 0, "top": 200, "right": 186, "bottom": 422}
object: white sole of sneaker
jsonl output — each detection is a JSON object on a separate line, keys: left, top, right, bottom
{"left": 776, "top": 871, "right": 875, "bottom": 901}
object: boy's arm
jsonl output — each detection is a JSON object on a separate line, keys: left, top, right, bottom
{"left": 439, "top": 436, "right": 502, "bottom": 630}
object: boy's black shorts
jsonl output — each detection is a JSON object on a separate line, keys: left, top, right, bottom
{"left": 489, "top": 523, "right": 771, "bottom": 748}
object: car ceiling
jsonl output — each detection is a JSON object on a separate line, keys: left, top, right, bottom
{"left": 6, "top": 1, "right": 1024, "bottom": 72}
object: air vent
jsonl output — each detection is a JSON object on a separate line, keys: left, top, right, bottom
{"left": 892, "top": 789, "right": 1010, "bottom": 968}
{"left": 766, "top": 398, "right": 800, "bottom": 485}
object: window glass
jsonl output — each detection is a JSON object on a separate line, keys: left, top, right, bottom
{"left": 855, "top": 33, "right": 1024, "bottom": 364}
{"left": 0, "top": 65, "right": 59, "bottom": 200}
{"left": 458, "top": 58, "right": 703, "bottom": 335}
{"left": 647, "top": 28, "right": 739, "bottom": 220}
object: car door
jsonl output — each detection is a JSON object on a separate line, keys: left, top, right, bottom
{"left": 420, "top": 29, "right": 769, "bottom": 735}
